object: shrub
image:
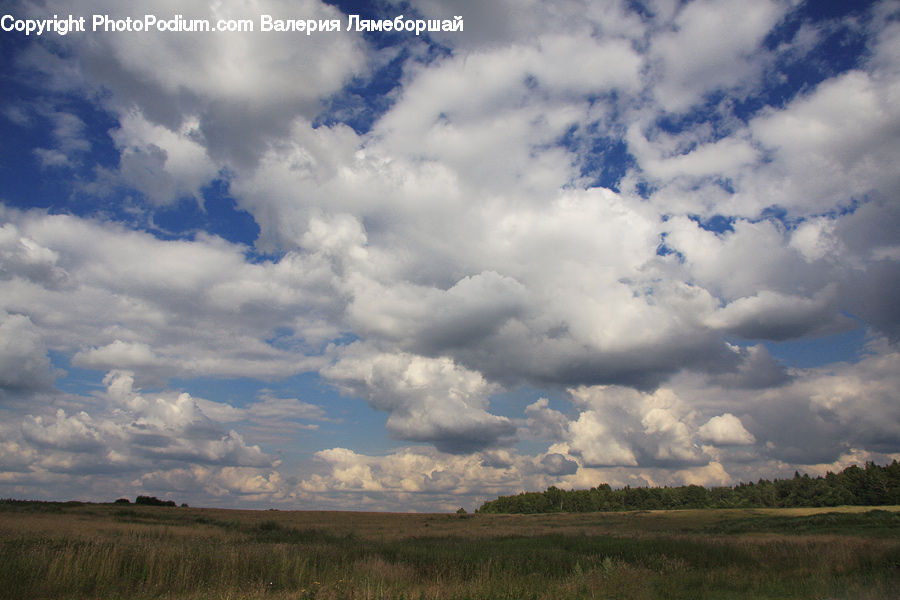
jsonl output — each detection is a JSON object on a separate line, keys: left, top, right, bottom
{"left": 135, "top": 495, "right": 177, "bottom": 507}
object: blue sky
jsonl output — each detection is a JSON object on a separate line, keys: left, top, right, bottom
{"left": 0, "top": 0, "right": 898, "bottom": 512}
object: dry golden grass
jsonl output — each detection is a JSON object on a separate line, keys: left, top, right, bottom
{"left": 1, "top": 502, "right": 898, "bottom": 600}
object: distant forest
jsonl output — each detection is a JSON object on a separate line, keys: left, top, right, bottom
{"left": 476, "top": 461, "right": 900, "bottom": 514}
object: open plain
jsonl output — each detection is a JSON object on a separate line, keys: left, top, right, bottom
{"left": 1, "top": 500, "right": 898, "bottom": 599}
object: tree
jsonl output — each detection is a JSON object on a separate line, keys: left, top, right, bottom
{"left": 135, "top": 495, "right": 177, "bottom": 507}
{"left": 476, "top": 461, "right": 900, "bottom": 514}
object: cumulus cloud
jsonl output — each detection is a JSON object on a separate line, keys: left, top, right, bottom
{"left": 1, "top": 369, "right": 300, "bottom": 503}
{"left": 32, "top": 0, "right": 366, "bottom": 169}
{"left": 106, "top": 110, "right": 218, "bottom": 205}
{"left": 0, "top": 220, "right": 68, "bottom": 288}
{"left": 323, "top": 344, "right": 515, "bottom": 453}
{"left": 296, "top": 445, "right": 583, "bottom": 511}
{"left": 22, "top": 409, "right": 105, "bottom": 452}
{"left": 704, "top": 288, "right": 850, "bottom": 341}
{"left": 748, "top": 69, "right": 900, "bottom": 215}
{"left": 100, "top": 370, "right": 277, "bottom": 467}
{"left": 2, "top": 0, "right": 899, "bottom": 510}
{"left": 566, "top": 409, "right": 639, "bottom": 467}
{"left": 134, "top": 465, "right": 287, "bottom": 501}
{"left": 0, "top": 311, "right": 56, "bottom": 391}
{"left": 524, "top": 398, "right": 569, "bottom": 441}
{"left": 563, "top": 386, "right": 706, "bottom": 468}
{"left": 698, "top": 414, "right": 756, "bottom": 446}
{"left": 710, "top": 344, "right": 790, "bottom": 389}
{"left": 0, "top": 207, "right": 336, "bottom": 384}
{"left": 649, "top": 0, "right": 785, "bottom": 113}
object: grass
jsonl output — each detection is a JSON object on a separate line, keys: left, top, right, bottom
{"left": 1, "top": 502, "right": 898, "bottom": 599}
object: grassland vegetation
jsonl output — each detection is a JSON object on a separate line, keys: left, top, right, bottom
{"left": 1, "top": 500, "right": 898, "bottom": 599}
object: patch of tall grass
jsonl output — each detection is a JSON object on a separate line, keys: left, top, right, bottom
{"left": 1, "top": 502, "right": 898, "bottom": 599}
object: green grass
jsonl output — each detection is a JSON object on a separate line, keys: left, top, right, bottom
{"left": 1, "top": 501, "right": 898, "bottom": 599}
{"left": 701, "top": 508, "right": 900, "bottom": 535}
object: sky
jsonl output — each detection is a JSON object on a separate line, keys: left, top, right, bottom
{"left": 0, "top": 0, "right": 898, "bottom": 513}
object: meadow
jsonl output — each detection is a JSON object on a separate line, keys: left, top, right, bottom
{"left": 1, "top": 500, "right": 898, "bottom": 599}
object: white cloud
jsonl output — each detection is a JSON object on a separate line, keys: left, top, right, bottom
{"left": 698, "top": 413, "right": 756, "bottom": 446}
{"left": 108, "top": 110, "right": 218, "bottom": 205}
{"left": 397, "top": 0, "right": 647, "bottom": 52}
{"left": 649, "top": 0, "right": 785, "bottom": 113}
{"left": 671, "top": 461, "right": 733, "bottom": 487}
{"left": 296, "top": 445, "right": 582, "bottom": 511}
{"left": 2, "top": 0, "right": 899, "bottom": 511}
{"left": 322, "top": 344, "right": 515, "bottom": 453}
{"left": 22, "top": 409, "right": 105, "bottom": 452}
{"left": 564, "top": 386, "right": 706, "bottom": 468}
{"left": 19, "top": 0, "right": 367, "bottom": 204}
{"left": 134, "top": 465, "right": 286, "bottom": 501}
{"left": 566, "top": 410, "right": 638, "bottom": 467}
{"left": 790, "top": 217, "right": 843, "bottom": 263}
{"left": 193, "top": 390, "right": 328, "bottom": 438}
{"left": 524, "top": 398, "right": 569, "bottom": 441}
{"left": 0, "top": 208, "right": 339, "bottom": 383}
{"left": 628, "top": 126, "right": 759, "bottom": 181}
{"left": 747, "top": 69, "right": 900, "bottom": 215}
{"left": 0, "top": 220, "right": 68, "bottom": 288}
{"left": 31, "top": 110, "right": 91, "bottom": 169}
{"left": 5, "top": 369, "right": 283, "bottom": 487}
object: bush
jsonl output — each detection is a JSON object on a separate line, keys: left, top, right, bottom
{"left": 135, "top": 495, "right": 176, "bottom": 507}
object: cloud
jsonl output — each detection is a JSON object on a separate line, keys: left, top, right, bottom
{"left": 322, "top": 344, "right": 515, "bottom": 453}
{"left": 105, "top": 110, "right": 218, "bottom": 205}
{"left": 672, "top": 340, "right": 900, "bottom": 466}
{"left": 134, "top": 465, "right": 286, "bottom": 500}
{"left": 22, "top": 409, "right": 105, "bottom": 452}
{"left": 5, "top": 370, "right": 278, "bottom": 475}
{"left": 32, "top": 110, "right": 91, "bottom": 169}
{"left": 194, "top": 390, "right": 328, "bottom": 439}
{"left": 296, "top": 445, "right": 583, "bottom": 511}
{"left": 524, "top": 398, "right": 569, "bottom": 441}
{"left": 14, "top": 0, "right": 368, "bottom": 210}
{"left": 539, "top": 452, "right": 579, "bottom": 476}
{"left": 704, "top": 288, "right": 851, "bottom": 341}
{"left": 101, "top": 370, "right": 277, "bottom": 467}
{"left": 566, "top": 410, "right": 638, "bottom": 467}
{"left": 710, "top": 344, "right": 790, "bottom": 389}
{"left": 649, "top": 0, "right": 785, "bottom": 113}
{"left": 0, "top": 311, "right": 56, "bottom": 392}
{"left": 563, "top": 386, "right": 706, "bottom": 468}
{"left": 698, "top": 414, "right": 756, "bottom": 446}
{"left": 53, "top": 0, "right": 364, "bottom": 163}
{"left": 748, "top": 69, "right": 900, "bottom": 215}
{"left": 833, "top": 201, "right": 900, "bottom": 342}
{"left": 0, "top": 220, "right": 68, "bottom": 288}
{"left": 2, "top": 0, "right": 899, "bottom": 510}
{"left": 0, "top": 207, "right": 337, "bottom": 384}
{"left": 671, "top": 461, "right": 733, "bottom": 487}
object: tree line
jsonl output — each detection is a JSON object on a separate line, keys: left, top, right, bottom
{"left": 115, "top": 495, "right": 185, "bottom": 507}
{"left": 476, "top": 461, "right": 900, "bottom": 514}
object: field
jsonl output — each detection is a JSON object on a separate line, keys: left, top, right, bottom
{"left": 1, "top": 501, "right": 898, "bottom": 599}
